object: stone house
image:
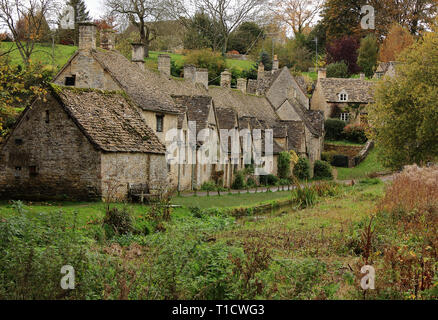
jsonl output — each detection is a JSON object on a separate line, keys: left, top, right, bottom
{"left": 374, "top": 61, "right": 397, "bottom": 79}
{"left": 311, "top": 70, "right": 374, "bottom": 124}
{"left": 0, "top": 86, "right": 166, "bottom": 201}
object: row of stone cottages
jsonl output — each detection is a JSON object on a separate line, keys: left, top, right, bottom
{"left": 0, "top": 23, "right": 374, "bottom": 201}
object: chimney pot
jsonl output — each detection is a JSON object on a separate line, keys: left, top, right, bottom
{"left": 78, "top": 22, "right": 97, "bottom": 51}
{"left": 101, "top": 29, "right": 116, "bottom": 50}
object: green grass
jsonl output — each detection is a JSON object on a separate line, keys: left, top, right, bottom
{"left": 172, "top": 190, "right": 293, "bottom": 209}
{"left": 146, "top": 50, "right": 255, "bottom": 71}
{"left": 336, "top": 147, "right": 388, "bottom": 180}
{"left": 0, "top": 42, "right": 77, "bottom": 71}
{"left": 325, "top": 140, "right": 365, "bottom": 147}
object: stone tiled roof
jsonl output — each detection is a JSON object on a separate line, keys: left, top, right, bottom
{"left": 279, "top": 120, "right": 305, "bottom": 152}
{"left": 91, "top": 49, "right": 180, "bottom": 114}
{"left": 319, "top": 78, "right": 375, "bottom": 103}
{"left": 209, "top": 87, "right": 279, "bottom": 121}
{"left": 53, "top": 86, "right": 166, "bottom": 154}
{"left": 215, "top": 106, "right": 237, "bottom": 130}
{"left": 171, "top": 95, "right": 213, "bottom": 143}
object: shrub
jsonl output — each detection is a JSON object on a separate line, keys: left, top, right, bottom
{"left": 325, "top": 118, "right": 346, "bottom": 140}
{"left": 201, "top": 181, "right": 216, "bottom": 191}
{"left": 292, "top": 185, "right": 317, "bottom": 208}
{"left": 185, "top": 48, "right": 226, "bottom": 86}
{"left": 343, "top": 123, "right": 367, "bottom": 144}
{"left": 278, "top": 151, "right": 291, "bottom": 179}
{"left": 103, "top": 207, "right": 135, "bottom": 237}
{"left": 246, "top": 177, "right": 257, "bottom": 188}
{"left": 313, "top": 160, "right": 333, "bottom": 180}
{"left": 326, "top": 61, "right": 349, "bottom": 78}
{"left": 171, "top": 60, "right": 183, "bottom": 77}
{"left": 293, "top": 157, "right": 311, "bottom": 180}
{"left": 321, "top": 151, "right": 337, "bottom": 164}
{"left": 232, "top": 171, "right": 246, "bottom": 190}
{"left": 260, "top": 174, "right": 279, "bottom": 186}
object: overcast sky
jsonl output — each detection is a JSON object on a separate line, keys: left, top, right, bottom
{"left": 87, "top": 0, "right": 104, "bottom": 19}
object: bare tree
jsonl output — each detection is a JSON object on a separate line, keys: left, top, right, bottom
{"left": 169, "top": 0, "right": 266, "bottom": 54}
{"left": 105, "top": 0, "right": 168, "bottom": 57}
{"left": 0, "top": 0, "right": 56, "bottom": 66}
{"left": 269, "top": 0, "right": 323, "bottom": 37}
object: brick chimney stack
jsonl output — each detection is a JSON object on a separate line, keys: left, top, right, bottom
{"left": 272, "top": 55, "right": 279, "bottom": 71}
{"left": 101, "top": 30, "right": 116, "bottom": 50}
{"left": 220, "top": 70, "right": 232, "bottom": 88}
{"left": 184, "top": 65, "right": 196, "bottom": 82}
{"left": 237, "top": 78, "right": 247, "bottom": 93}
{"left": 78, "top": 22, "right": 97, "bottom": 51}
{"left": 257, "top": 62, "right": 265, "bottom": 80}
{"left": 195, "top": 68, "right": 209, "bottom": 90}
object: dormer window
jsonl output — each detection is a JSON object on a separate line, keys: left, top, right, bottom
{"left": 339, "top": 90, "right": 348, "bottom": 102}
{"left": 65, "top": 75, "right": 76, "bottom": 86}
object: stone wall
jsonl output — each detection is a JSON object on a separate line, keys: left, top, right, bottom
{"left": 323, "top": 143, "right": 363, "bottom": 158}
{"left": 0, "top": 96, "right": 102, "bottom": 200}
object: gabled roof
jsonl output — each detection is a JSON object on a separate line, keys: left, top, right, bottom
{"left": 215, "top": 106, "right": 238, "bottom": 130}
{"left": 318, "top": 78, "right": 375, "bottom": 104}
{"left": 279, "top": 120, "right": 306, "bottom": 152}
{"left": 171, "top": 95, "right": 214, "bottom": 139}
{"left": 91, "top": 49, "right": 180, "bottom": 114}
{"left": 52, "top": 85, "right": 166, "bottom": 154}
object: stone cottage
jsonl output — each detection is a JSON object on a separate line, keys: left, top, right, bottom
{"left": 310, "top": 69, "right": 374, "bottom": 124}
{"left": 0, "top": 86, "right": 166, "bottom": 200}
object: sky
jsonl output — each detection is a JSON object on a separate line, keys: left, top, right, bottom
{"left": 87, "top": 0, "right": 105, "bottom": 20}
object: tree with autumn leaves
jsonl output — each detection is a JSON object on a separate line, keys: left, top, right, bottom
{"left": 368, "top": 25, "right": 438, "bottom": 169}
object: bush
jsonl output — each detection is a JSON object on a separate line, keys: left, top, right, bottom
{"left": 259, "top": 174, "right": 279, "bottom": 186}
{"left": 331, "top": 154, "right": 349, "bottom": 167}
{"left": 277, "top": 151, "right": 291, "bottom": 179}
{"left": 103, "top": 207, "right": 135, "bottom": 237}
{"left": 171, "top": 60, "right": 183, "bottom": 77}
{"left": 293, "top": 157, "right": 311, "bottom": 180}
{"left": 313, "top": 160, "right": 333, "bottom": 180}
{"left": 343, "top": 123, "right": 367, "bottom": 144}
{"left": 321, "top": 151, "right": 337, "bottom": 164}
{"left": 325, "top": 118, "right": 347, "bottom": 140}
{"left": 292, "top": 185, "right": 317, "bottom": 208}
{"left": 201, "top": 181, "right": 217, "bottom": 191}
{"left": 232, "top": 171, "right": 246, "bottom": 190}
{"left": 326, "top": 61, "right": 349, "bottom": 78}
{"left": 246, "top": 177, "right": 257, "bottom": 188}
{"left": 185, "top": 48, "right": 226, "bottom": 86}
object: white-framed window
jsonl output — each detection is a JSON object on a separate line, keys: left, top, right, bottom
{"left": 339, "top": 90, "right": 348, "bottom": 102}
{"left": 340, "top": 113, "right": 350, "bottom": 122}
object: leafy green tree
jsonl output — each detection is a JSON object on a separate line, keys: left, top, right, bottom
{"left": 258, "top": 51, "right": 272, "bottom": 71}
{"left": 357, "top": 34, "right": 378, "bottom": 78}
{"left": 183, "top": 11, "right": 223, "bottom": 51}
{"left": 326, "top": 61, "right": 349, "bottom": 78}
{"left": 368, "top": 29, "right": 438, "bottom": 169}
{"left": 228, "top": 22, "right": 264, "bottom": 54}
{"left": 185, "top": 48, "right": 226, "bottom": 85}
{"left": 278, "top": 151, "right": 292, "bottom": 179}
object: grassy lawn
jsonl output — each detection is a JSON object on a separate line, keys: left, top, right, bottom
{"left": 336, "top": 147, "right": 388, "bottom": 180}
{"left": 172, "top": 190, "right": 293, "bottom": 209}
{"left": 0, "top": 42, "right": 77, "bottom": 71}
{"left": 146, "top": 50, "right": 255, "bottom": 71}
{"left": 325, "top": 140, "right": 365, "bottom": 147}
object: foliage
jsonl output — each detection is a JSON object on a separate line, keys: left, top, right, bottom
{"left": 232, "top": 171, "right": 246, "bottom": 190}
{"left": 331, "top": 154, "right": 349, "bottom": 168}
{"left": 228, "top": 22, "right": 263, "bottom": 54}
{"left": 321, "top": 151, "right": 337, "bottom": 164}
{"left": 257, "top": 51, "right": 272, "bottom": 71}
{"left": 313, "top": 160, "right": 333, "bottom": 180}
{"left": 103, "top": 207, "right": 135, "bottom": 237}
{"left": 343, "top": 123, "right": 368, "bottom": 144}
{"left": 0, "top": 60, "right": 50, "bottom": 135}
{"left": 379, "top": 23, "right": 414, "bottom": 63}
{"left": 278, "top": 39, "right": 314, "bottom": 72}
{"left": 324, "top": 118, "right": 346, "bottom": 140}
{"left": 368, "top": 29, "right": 438, "bottom": 169}
{"left": 278, "top": 151, "right": 292, "bottom": 179}
{"left": 326, "top": 36, "right": 360, "bottom": 74}
{"left": 259, "top": 174, "right": 279, "bottom": 186}
{"left": 293, "top": 157, "right": 311, "bottom": 180}
{"left": 183, "top": 11, "right": 223, "bottom": 51}
{"left": 357, "top": 34, "right": 379, "bottom": 78}
{"left": 292, "top": 185, "right": 317, "bottom": 208}
{"left": 326, "top": 61, "right": 349, "bottom": 78}
{"left": 185, "top": 48, "right": 226, "bottom": 86}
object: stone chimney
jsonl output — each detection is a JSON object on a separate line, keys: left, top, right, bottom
{"left": 184, "top": 65, "right": 196, "bottom": 82}
{"left": 272, "top": 55, "right": 279, "bottom": 71}
{"left": 359, "top": 73, "right": 365, "bottom": 80}
{"left": 158, "top": 54, "right": 171, "bottom": 76}
{"left": 237, "top": 78, "right": 247, "bottom": 93}
{"left": 257, "top": 62, "right": 265, "bottom": 80}
{"left": 100, "top": 29, "right": 115, "bottom": 50}
{"left": 318, "top": 68, "right": 326, "bottom": 79}
{"left": 131, "top": 43, "right": 145, "bottom": 71}
{"left": 220, "top": 70, "right": 232, "bottom": 88}
{"left": 195, "top": 68, "right": 209, "bottom": 89}
{"left": 78, "top": 22, "right": 97, "bottom": 51}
